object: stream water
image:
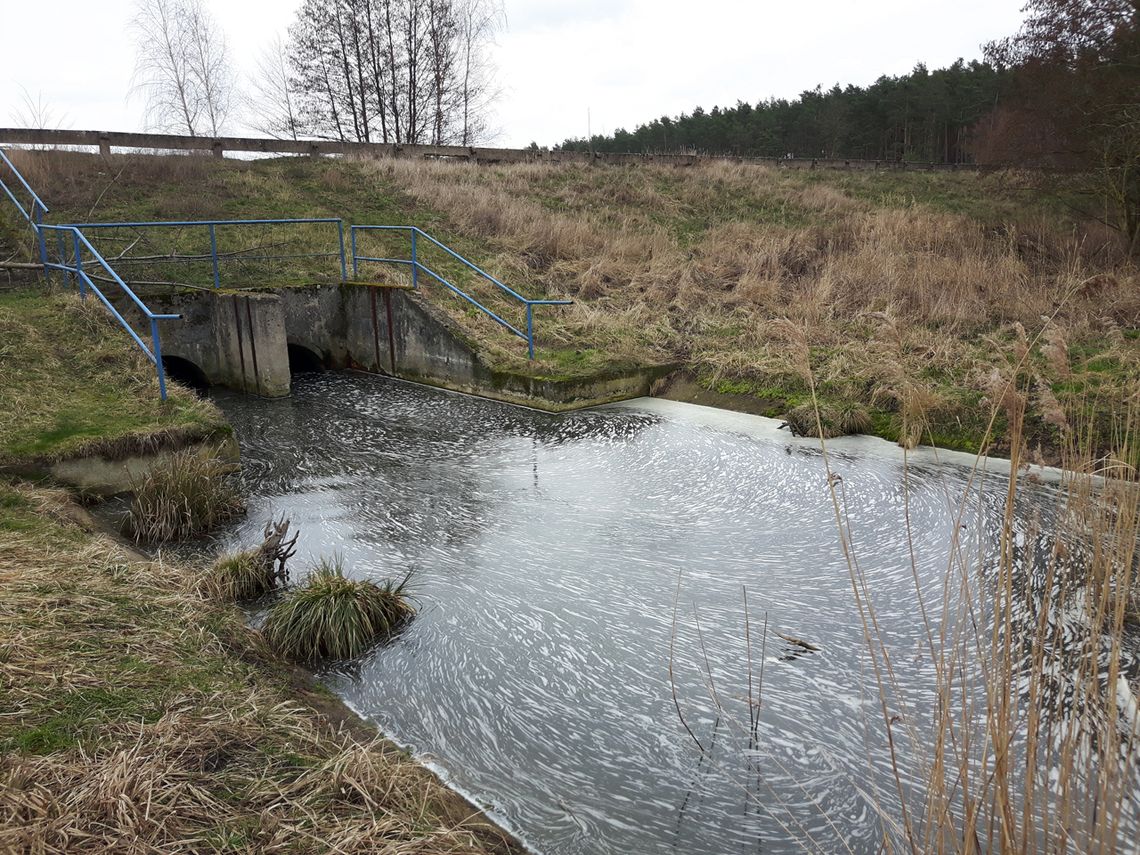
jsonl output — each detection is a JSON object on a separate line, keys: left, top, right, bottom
{"left": 205, "top": 373, "right": 1138, "bottom": 854}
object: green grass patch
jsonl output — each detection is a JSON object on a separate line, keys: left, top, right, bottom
{"left": 265, "top": 556, "right": 414, "bottom": 663}
{"left": 0, "top": 289, "right": 227, "bottom": 465}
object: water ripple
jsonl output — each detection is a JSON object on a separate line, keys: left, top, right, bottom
{"left": 208, "top": 374, "right": 1138, "bottom": 855}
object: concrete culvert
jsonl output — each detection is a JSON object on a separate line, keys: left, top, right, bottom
{"left": 287, "top": 343, "right": 325, "bottom": 375}
{"left": 163, "top": 355, "right": 210, "bottom": 392}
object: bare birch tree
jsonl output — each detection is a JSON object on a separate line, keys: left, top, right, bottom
{"left": 131, "top": 0, "right": 235, "bottom": 136}
{"left": 250, "top": 36, "right": 301, "bottom": 140}
{"left": 184, "top": 0, "right": 233, "bottom": 135}
{"left": 268, "top": 0, "right": 501, "bottom": 145}
{"left": 455, "top": 0, "right": 503, "bottom": 145}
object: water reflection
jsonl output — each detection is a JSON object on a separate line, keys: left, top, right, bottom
{"left": 207, "top": 374, "right": 1138, "bottom": 855}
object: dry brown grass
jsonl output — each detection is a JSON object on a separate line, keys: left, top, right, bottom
{"left": 858, "top": 400, "right": 1139, "bottom": 853}
{"left": 12, "top": 149, "right": 1136, "bottom": 456}
{"left": 686, "top": 332, "right": 1140, "bottom": 851}
{"left": 359, "top": 158, "right": 1138, "bottom": 456}
{"left": 0, "top": 483, "right": 514, "bottom": 854}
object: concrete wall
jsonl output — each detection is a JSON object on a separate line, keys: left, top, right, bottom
{"left": 118, "top": 291, "right": 291, "bottom": 397}
{"left": 127, "top": 284, "right": 668, "bottom": 411}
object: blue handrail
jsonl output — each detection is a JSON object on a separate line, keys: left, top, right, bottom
{"left": 0, "top": 147, "right": 49, "bottom": 266}
{"left": 38, "top": 225, "right": 182, "bottom": 401}
{"left": 67, "top": 218, "right": 349, "bottom": 287}
{"left": 3, "top": 148, "right": 572, "bottom": 382}
{"left": 351, "top": 225, "right": 572, "bottom": 359}
{"left": 0, "top": 149, "right": 178, "bottom": 400}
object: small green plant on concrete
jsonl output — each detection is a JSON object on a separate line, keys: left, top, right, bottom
{"left": 264, "top": 556, "right": 414, "bottom": 663}
{"left": 124, "top": 447, "right": 244, "bottom": 543}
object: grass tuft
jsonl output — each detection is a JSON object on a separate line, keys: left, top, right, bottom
{"left": 199, "top": 549, "right": 271, "bottom": 601}
{"left": 783, "top": 400, "right": 871, "bottom": 439}
{"left": 124, "top": 447, "right": 244, "bottom": 543}
{"left": 264, "top": 556, "right": 414, "bottom": 663}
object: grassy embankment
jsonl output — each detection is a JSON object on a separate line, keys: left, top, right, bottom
{"left": 0, "top": 285, "right": 513, "bottom": 851}
{"left": 10, "top": 149, "right": 1139, "bottom": 460}
{"left": 0, "top": 482, "right": 515, "bottom": 852}
{"left": 0, "top": 288, "right": 226, "bottom": 468}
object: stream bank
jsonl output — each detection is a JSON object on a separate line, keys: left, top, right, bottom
{"left": 0, "top": 481, "right": 525, "bottom": 854}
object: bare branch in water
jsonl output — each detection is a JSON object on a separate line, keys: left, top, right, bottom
{"left": 669, "top": 570, "right": 704, "bottom": 753}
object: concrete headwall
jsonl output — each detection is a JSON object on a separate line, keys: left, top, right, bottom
{"left": 125, "top": 284, "right": 667, "bottom": 411}
{"left": 122, "top": 291, "right": 291, "bottom": 397}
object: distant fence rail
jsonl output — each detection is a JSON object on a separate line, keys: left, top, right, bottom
{"left": 0, "top": 127, "right": 993, "bottom": 172}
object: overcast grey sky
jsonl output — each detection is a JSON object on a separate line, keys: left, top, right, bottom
{"left": 1, "top": 0, "right": 1028, "bottom": 148}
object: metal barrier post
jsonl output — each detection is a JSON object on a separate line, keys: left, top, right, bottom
{"left": 350, "top": 227, "right": 358, "bottom": 279}
{"left": 73, "top": 231, "right": 86, "bottom": 299}
{"left": 55, "top": 230, "right": 67, "bottom": 286}
{"left": 151, "top": 317, "right": 168, "bottom": 402}
{"left": 208, "top": 223, "right": 220, "bottom": 288}
{"left": 526, "top": 303, "right": 535, "bottom": 359}
{"left": 33, "top": 202, "right": 47, "bottom": 271}
{"left": 336, "top": 220, "right": 347, "bottom": 282}
{"left": 410, "top": 228, "right": 418, "bottom": 289}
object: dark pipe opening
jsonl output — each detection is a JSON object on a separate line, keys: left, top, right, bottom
{"left": 288, "top": 343, "right": 325, "bottom": 375}
{"left": 163, "top": 355, "right": 209, "bottom": 393}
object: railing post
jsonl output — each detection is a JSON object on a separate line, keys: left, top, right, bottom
{"left": 526, "top": 303, "right": 535, "bottom": 359}
{"left": 73, "top": 231, "right": 86, "bottom": 299}
{"left": 350, "top": 226, "right": 358, "bottom": 279}
{"left": 33, "top": 203, "right": 47, "bottom": 272}
{"left": 55, "top": 230, "right": 67, "bottom": 286}
{"left": 151, "top": 317, "right": 168, "bottom": 402}
{"left": 208, "top": 223, "right": 220, "bottom": 288}
{"left": 337, "top": 220, "right": 348, "bottom": 282}
{"left": 410, "top": 228, "right": 418, "bottom": 289}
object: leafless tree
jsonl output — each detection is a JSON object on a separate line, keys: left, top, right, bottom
{"left": 131, "top": 0, "right": 235, "bottom": 136}
{"left": 455, "top": 0, "right": 503, "bottom": 145}
{"left": 9, "top": 86, "right": 69, "bottom": 130}
{"left": 183, "top": 0, "right": 233, "bottom": 135}
{"left": 250, "top": 36, "right": 301, "bottom": 140}
{"left": 271, "top": 0, "right": 501, "bottom": 145}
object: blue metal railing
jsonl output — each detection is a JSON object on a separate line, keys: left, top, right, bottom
{"left": 0, "top": 148, "right": 49, "bottom": 266}
{"left": 3, "top": 148, "right": 572, "bottom": 388}
{"left": 67, "top": 218, "right": 349, "bottom": 288}
{"left": 0, "top": 148, "right": 180, "bottom": 400}
{"left": 39, "top": 225, "right": 181, "bottom": 400}
{"left": 351, "top": 225, "right": 572, "bottom": 359}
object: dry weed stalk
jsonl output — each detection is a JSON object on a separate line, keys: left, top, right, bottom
{"left": 817, "top": 361, "right": 1140, "bottom": 850}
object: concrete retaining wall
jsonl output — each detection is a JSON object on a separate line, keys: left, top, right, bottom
{"left": 124, "top": 284, "right": 668, "bottom": 411}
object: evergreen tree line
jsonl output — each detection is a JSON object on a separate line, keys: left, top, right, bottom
{"left": 558, "top": 60, "right": 1013, "bottom": 163}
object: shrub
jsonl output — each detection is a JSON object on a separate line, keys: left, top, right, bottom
{"left": 782, "top": 401, "right": 871, "bottom": 439}
{"left": 124, "top": 447, "right": 243, "bottom": 543}
{"left": 200, "top": 550, "right": 271, "bottom": 601}
{"left": 264, "top": 556, "right": 414, "bottom": 663}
